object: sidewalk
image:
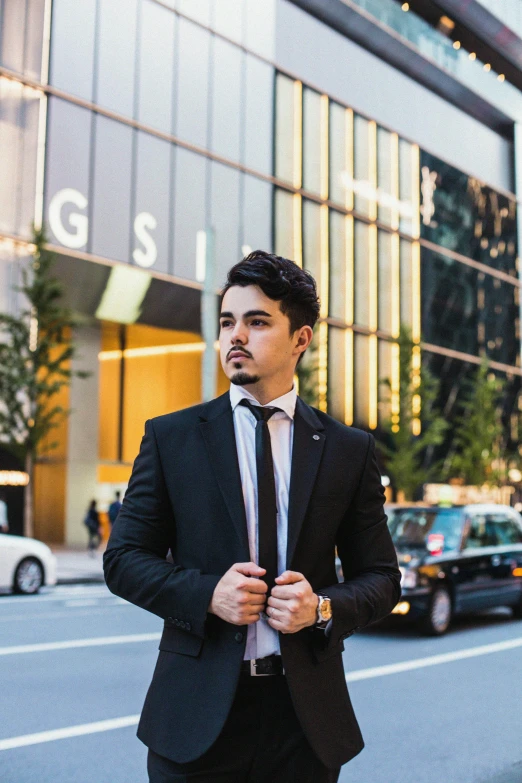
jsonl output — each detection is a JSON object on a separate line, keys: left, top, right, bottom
{"left": 50, "top": 545, "right": 106, "bottom": 585}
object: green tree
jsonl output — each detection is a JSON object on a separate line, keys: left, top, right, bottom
{"left": 296, "top": 329, "right": 320, "bottom": 407}
{"left": 378, "top": 328, "right": 448, "bottom": 500}
{"left": 0, "top": 228, "right": 89, "bottom": 537}
{"left": 446, "top": 360, "right": 505, "bottom": 486}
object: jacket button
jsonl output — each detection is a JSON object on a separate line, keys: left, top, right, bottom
{"left": 185, "top": 622, "right": 191, "bottom": 631}
{"left": 174, "top": 619, "right": 180, "bottom": 626}
{"left": 234, "top": 632, "right": 244, "bottom": 643}
{"left": 180, "top": 621, "right": 186, "bottom": 629}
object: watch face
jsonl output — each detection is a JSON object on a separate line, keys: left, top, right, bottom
{"left": 320, "top": 598, "right": 332, "bottom": 621}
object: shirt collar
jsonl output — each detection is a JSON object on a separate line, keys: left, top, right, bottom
{"left": 229, "top": 383, "right": 297, "bottom": 421}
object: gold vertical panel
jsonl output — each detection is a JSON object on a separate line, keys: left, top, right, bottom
{"left": 318, "top": 204, "right": 329, "bottom": 412}
{"left": 368, "top": 120, "right": 378, "bottom": 221}
{"left": 345, "top": 215, "right": 354, "bottom": 325}
{"left": 320, "top": 94, "right": 329, "bottom": 201}
{"left": 391, "top": 233, "right": 400, "bottom": 338}
{"left": 390, "top": 132, "right": 400, "bottom": 231}
{"left": 368, "top": 333, "right": 378, "bottom": 429}
{"left": 293, "top": 80, "right": 303, "bottom": 189}
{"left": 368, "top": 223, "right": 378, "bottom": 331}
{"left": 411, "top": 144, "right": 421, "bottom": 239}
{"left": 391, "top": 341, "right": 400, "bottom": 433}
{"left": 318, "top": 321, "right": 328, "bottom": 413}
{"left": 293, "top": 193, "right": 302, "bottom": 267}
{"left": 345, "top": 328, "right": 354, "bottom": 425}
{"left": 411, "top": 241, "right": 421, "bottom": 343}
{"left": 345, "top": 108, "right": 354, "bottom": 210}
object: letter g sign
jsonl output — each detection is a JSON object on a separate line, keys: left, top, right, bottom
{"left": 48, "top": 188, "right": 89, "bottom": 249}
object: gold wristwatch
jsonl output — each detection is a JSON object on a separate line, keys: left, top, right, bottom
{"left": 316, "top": 594, "right": 332, "bottom": 627}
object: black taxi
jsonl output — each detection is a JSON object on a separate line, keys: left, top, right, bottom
{"left": 387, "top": 504, "right": 522, "bottom": 635}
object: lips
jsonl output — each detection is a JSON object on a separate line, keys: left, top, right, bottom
{"left": 228, "top": 352, "right": 250, "bottom": 361}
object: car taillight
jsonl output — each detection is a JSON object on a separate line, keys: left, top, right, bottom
{"left": 427, "top": 533, "right": 445, "bottom": 556}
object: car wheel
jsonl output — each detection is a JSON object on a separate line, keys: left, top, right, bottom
{"left": 13, "top": 557, "right": 44, "bottom": 594}
{"left": 419, "top": 586, "right": 452, "bottom": 636}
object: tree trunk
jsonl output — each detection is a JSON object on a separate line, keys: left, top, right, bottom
{"left": 24, "top": 451, "right": 34, "bottom": 538}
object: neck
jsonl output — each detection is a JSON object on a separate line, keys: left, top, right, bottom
{"left": 242, "top": 378, "right": 294, "bottom": 406}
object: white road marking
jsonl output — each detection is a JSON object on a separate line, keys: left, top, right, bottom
{"left": 0, "top": 715, "right": 140, "bottom": 751}
{"left": 0, "top": 605, "right": 132, "bottom": 623}
{"left": 345, "top": 635, "right": 522, "bottom": 682}
{"left": 0, "top": 632, "right": 161, "bottom": 656}
{"left": 64, "top": 599, "right": 100, "bottom": 607}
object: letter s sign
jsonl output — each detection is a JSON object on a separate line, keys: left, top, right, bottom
{"left": 48, "top": 188, "right": 89, "bottom": 249}
{"left": 133, "top": 212, "right": 158, "bottom": 268}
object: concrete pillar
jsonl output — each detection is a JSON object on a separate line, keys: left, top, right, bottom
{"left": 64, "top": 323, "right": 100, "bottom": 546}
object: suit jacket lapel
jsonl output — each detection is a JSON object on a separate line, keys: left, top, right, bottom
{"left": 286, "top": 397, "right": 326, "bottom": 569}
{"left": 198, "top": 393, "right": 250, "bottom": 558}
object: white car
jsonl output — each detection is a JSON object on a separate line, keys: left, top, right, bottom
{"left": 0, "top": 533, "right": 57, "bottom": 594}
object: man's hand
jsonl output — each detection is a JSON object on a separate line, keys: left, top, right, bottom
{"left": 266, "top": 571, "right": 318, "bottom": 634}
{"left": 209, "top": 562, "right": 268, "bottom": 626}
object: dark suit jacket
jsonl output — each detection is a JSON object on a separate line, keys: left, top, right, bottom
{"left": 103, "top": 392, "right": 401, "bottom": 769}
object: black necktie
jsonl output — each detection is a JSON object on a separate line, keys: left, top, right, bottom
{"left": 239, "top": 398, "right": 282, "bottom": 594}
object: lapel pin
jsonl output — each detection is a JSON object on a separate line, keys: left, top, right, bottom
{"left": 313, "top": 434, "right": 320, "bottom": 440}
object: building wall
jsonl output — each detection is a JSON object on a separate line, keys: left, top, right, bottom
{"left": 274, "top": 0, "right": 514, "bottom": 194}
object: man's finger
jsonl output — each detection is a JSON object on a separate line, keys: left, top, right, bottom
{"left": 270, "top": 585, "right": 301, "bottom": 600}
{"left": 275, "top": 570, "right": 304, "bottom": 584}
{"left": 267, "top": 596, "right": 288, "bottom": 611}
{"left": 234, "top": 562, "right": 266, "bottom": 577}
{"left": 242, "top": 578, "right": 268, "bottom": 594}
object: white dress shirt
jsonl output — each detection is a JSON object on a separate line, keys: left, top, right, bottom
{"left": 229, "top": 382, "right": 296, "bottom": 660}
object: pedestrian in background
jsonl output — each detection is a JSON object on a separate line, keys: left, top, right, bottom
{"left": 0, "top": 491, "right": 8, "bottom": 533}
{"left": 108, "top": 491, "right": 122, "bottom": 529}
{"left": 104, "top": 251, "right": 401, "bottom": 782}
{"left": 84, "top": 499, "right": 101, "bottom": 556}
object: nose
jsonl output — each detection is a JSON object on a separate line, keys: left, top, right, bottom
{"left": 230, "top": 322, "right": 247, "bottom": 344}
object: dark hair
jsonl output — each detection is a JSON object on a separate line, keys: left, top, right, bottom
{"left": 222, "top": 251, "right": 320, "bottom": 334}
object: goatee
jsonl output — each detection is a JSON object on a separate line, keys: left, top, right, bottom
{"left": 231, "top": 371, "right": 261, "bottom": 386}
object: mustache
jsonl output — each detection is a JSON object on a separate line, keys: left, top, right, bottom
{"left": 227, "top": 348, "right": 252, "bottom": 361}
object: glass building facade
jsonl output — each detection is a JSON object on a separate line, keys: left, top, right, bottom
{"left": 0, "top": 0, "right": 521, "bottom": 541}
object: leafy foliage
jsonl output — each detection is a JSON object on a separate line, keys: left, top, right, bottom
{"left": 0, "top": 227, "right": 89, "bottom": 534}
{"left": 446, "top": 360, "right": 505, "bottom": 486}
{"left": 378, "top": 328, "right": 448, "bottom": 500}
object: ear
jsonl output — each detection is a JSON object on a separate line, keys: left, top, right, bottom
{"left": 294, "top": 325, "right": 313, "bottom": 358}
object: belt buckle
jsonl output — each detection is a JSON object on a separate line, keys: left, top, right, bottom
{"left": 250, "top": 659, "right": 270, "bottom": 677}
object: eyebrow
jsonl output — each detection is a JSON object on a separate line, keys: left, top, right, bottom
{"left": 220, "top": 310, "right": 273, "bottom": 319}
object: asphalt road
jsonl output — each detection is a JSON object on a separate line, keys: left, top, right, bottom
{"left": 1, "top": 584, "right": 521, "bottom": 783}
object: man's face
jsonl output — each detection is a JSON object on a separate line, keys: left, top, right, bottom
{"left": 219, "top": 285, "right": 303, "bottom": 387}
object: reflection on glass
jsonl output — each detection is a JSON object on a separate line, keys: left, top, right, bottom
{"left": 354, "top": 114, "right": 375, "bottom": 218}
{"left": 354, "top": 221, "right": 369, "bottom": 327}
{"left": 329, "top": 102, "right": 352, "bottom": 208}
{"left": 420, "top": 150, "right": 518, "bottom": 276}
{"left": 244, "top": 55, "right": 273, "bottom": 176}
{"left": 242, "top": 175, "right": 272, "bottom": 255}
{"left": 354, "top": 333, "right": 370, "bottom": 428}
{"left": 377, "top": 127, "right": 393, "bottom": 227}
{"left": 213, "top": 0, "right": 244, "bottom": 44}
{"left": 328, "top": 326, "right": 346, "bottom": 422}
{"left": 329, "top": 210, "right": 351, "bottom": 322}
{"left": 173, "top": 146, "right": 206, "bottom": 282}
{"left": 274, "top": 189, "right": 294, "bottom": 261}
{"left": 210, "top": 161, "right": 241, "bottom": 285}
{"left": 378, "top": 230, "right": 393, "bottom": 334}
{"left": 400, "top": 238, "right": 412, "bottom": 330}
{"left": 138, "top": 0, "right": 175, "bottom": 133}
{"left": 96, "top": 0, "right": 138, "bottom": 118}
{"left": 91, "top": 115, "right": 133, "bottom": 262}
{"left": 303, "top": 199, "right": 322, "bottom": 296}
{"left": 399, "top": 138, "right": 414, "bottom": 236}
{"left": 303, "top": 87, "right": 322, "bottom": 196}
{"left": 275, "top": 73, "right": 297, "bottom": 185}
{"left": 0, "top": 78, "right": 41, "bottom": 238}
{"left": 177, "top": 18, "right": 210, "bottom": 149}
{"left": 378, "top": 338, "right": 392, "bottom": 424}
{"left": 50, "top": 0, "right": 96, "bottom": 101}
{"left": 211, "top": 37, "right": 242, "bottom": 162}
{"left": 1, "top": 0, "right": 44, "bottom": 79}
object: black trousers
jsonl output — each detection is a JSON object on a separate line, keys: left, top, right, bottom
{"left": 147, "top": 673, "right": 341, "bottom": 782}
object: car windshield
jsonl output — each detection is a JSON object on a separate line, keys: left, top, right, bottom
{"left": 388, "top": 508, "right": 465, "bottom": 552}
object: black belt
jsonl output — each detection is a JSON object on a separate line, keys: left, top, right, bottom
{"left": 240, "top": 655, "right": 285, "bottom": 677}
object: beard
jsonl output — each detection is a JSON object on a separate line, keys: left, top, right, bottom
{"left": 230, "top": 370, "right": 261, "bottom": 386}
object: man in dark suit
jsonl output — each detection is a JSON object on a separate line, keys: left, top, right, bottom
{"left": 104, "top": 251, "right": 401, "bottom": 782}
